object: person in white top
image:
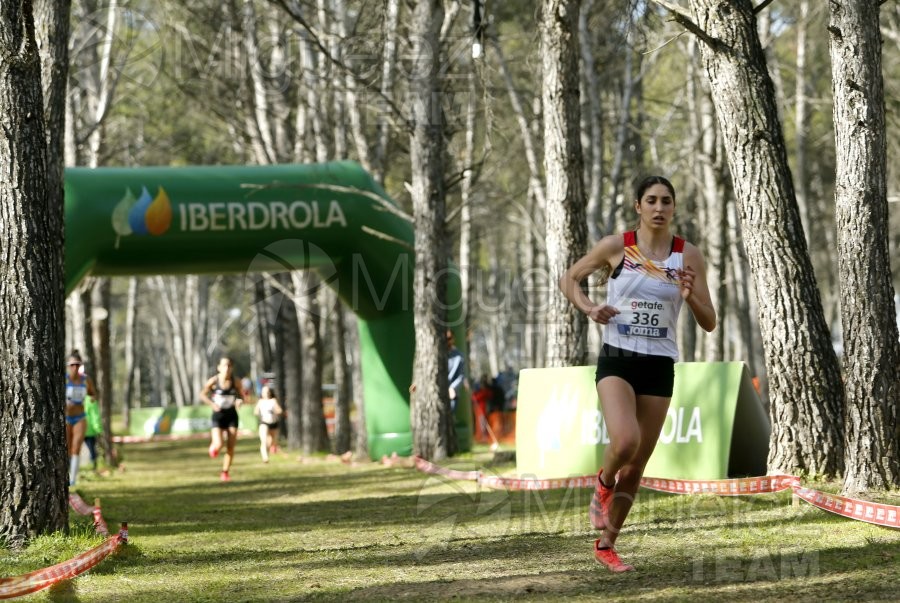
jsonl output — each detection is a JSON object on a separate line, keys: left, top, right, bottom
{"left": 559, "top": 175, "right": 716, "bottom": 572}
{"left": 254, "top": 385, "right": 284, "bottom": 463}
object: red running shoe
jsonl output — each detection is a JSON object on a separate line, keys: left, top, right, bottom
{"left": 209, "top": 444, "right": 219, "bottom": 459}
{"left": 590, "top": 469, "right": 614, "bottom": 530}
{"left": 220, "top": 470, "right": 230, "bottom": 482}
{"left": 593, "top": 540, "right": 634, "bottom": 572}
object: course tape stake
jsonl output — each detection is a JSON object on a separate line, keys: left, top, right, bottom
{"left": 68, "top": 493, "right": 109, "bottom": 536}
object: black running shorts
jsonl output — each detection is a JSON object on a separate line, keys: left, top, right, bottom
{"left": 594, "top": 344, "right": 675, "bottom": 397}
{"left": 211, "top": 407, "right": 239, "bottom": 430}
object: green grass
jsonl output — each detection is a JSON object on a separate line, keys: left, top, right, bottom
{"left": 2, "top": 438, "right": 899, "bottom": 602}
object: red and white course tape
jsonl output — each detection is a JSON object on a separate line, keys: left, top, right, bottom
{"left": 413, "top": 457, "right": 479, "bottom": 482}
{"left": 639, "top": 475, "right": 798, "bottom": 496}
{"left": 412, "top": 456, "right": 900, "bottom": 530}
{"left": 794, "top": 486, "right": 900, "bottom": 529}
{"left": 0, "top": 525, "right": 127, "bottom": 600}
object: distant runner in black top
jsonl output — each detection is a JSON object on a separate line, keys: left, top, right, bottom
{"left": 200, "top": 357, "right": 244, "bottom": 482}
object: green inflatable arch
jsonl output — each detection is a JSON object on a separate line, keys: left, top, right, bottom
{"left": 64, "top": 162, "right": 470, "bottom": 459}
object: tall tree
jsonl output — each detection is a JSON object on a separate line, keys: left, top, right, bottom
{"left": 828, "top": 0, "right": 900, "bottom": 492}
{"left": 91, "top": 278, "right": 114, "bottom": 465}
{"left": 33, "top": 0, "right": 70, "bottom": 211}
{"left": 330, "top": 300, "right": 352, "bottom": 455}
{"left": 654, "top": 0, "right": 845, "bottom": 475}
{"left": 278, "top": 275, "right": 304, "bottom": 451}
{"left": 409, "top": 0, "right": 454, "bottom": 460}
{"left": 0, "top": 0, "right": 68, "bottom": 544}
{"left": 541, "top": 0, "right": 588, "bottom": 367}
{"left": 295, "top": 273, "right": 328, "bottom": 454}
{"left": 122, "top": 277, "right": 138, "bottom": 429}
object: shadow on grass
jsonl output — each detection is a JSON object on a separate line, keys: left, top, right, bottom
{"left": 298, "top": 536, "right": 900, "bottom": 602}
{"left": 66, "top": 439, "right": 900, "bottom": 602}
{"left": 79, "top": 535, "right": 900, "bottom": 603}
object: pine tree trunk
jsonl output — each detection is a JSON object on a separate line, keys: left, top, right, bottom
{"left": 241, "top": 0, "right": 276, "bottom": 164}
{"left": 33, "top": 0, "right": 70, "bottom": 223}
{"left": 409, "top": 0, "right": 454, "bottom": 460}
{"left": 0, "top": 1, "right": 68, "bottom": 544}
{"left": 77, "top": 283, "right": 95, "bottom": 374}
{"left": 330, "top": 0, "right": 347, "bottom": 159}
{"left": 331, "top": 302, "right": 351, "bottom": 454}
{"left": 459, "top": 52, "right": 481, "bottom": 381}
{"left": 604, "top": 32, "right": 634, "bottom": 235}
{"left": 794, "top": 0, "right": 811, "bottom": 245}
{"left": 697, "top": 84, "right": 728, "bottom": 362}
{"left": 685, "top": 0, "right": 845, "bottom": 476}
{"left": 252, "top": 278, "right": 276, "bottom": 379}
{"left": 578, "top": 0, "right": 604, "bottom": 242}
{"left": 280, "top": 274, "right": 304, "bottom": 451}
{"left": 680, "top": 38, "right": 702, "bottom": 363}
{"left": 523, "top": 185, "right": 545, "bottom": 369}
{"left": 347, "top": 313, "right": 368, "bottom": 458}
{"left": 828, "top": 0, "right": 900, "bottom": 492}
{"left": 122, "top": 277, "right": 138, "bottom": 429}
{"left": 541, "top": 0, "right": 589, "bottom": 368}
{"left": 371, "top": 0, "right": 400, "bottom": 184}
{"left": 296, "top": 273, "right": 328, "bottom": 454}
{"left": 91, "top": 278, "right": 115, "bottom": 466}
{"left": 729, "top": 202, "right": 759, "bottom": 379}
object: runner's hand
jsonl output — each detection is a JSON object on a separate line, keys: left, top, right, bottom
{"left": 587, "top": 304, "right": 620, "bottom": 325}
{"left": 677, "top": 266, "right": 696, "bottom": 301}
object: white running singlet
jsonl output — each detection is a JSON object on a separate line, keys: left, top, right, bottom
{"left": 604, "top": 231, "right": 685, "bottom": 361}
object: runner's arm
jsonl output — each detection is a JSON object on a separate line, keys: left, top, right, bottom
{"left": 559, "top": 235, "right": 623, "bottom": 324}
{"left": 199, "top": 378, "right": 217, "bottom": 408}
{"left": 680, "top": 243, "right": 716, "bottom": 332}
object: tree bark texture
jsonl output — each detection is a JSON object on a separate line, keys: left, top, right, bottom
{"left": 90, "top": 278, "right": 115, "bottom": 466}
{"left": 331, "top": 301, "right": 351, "bottom": 454}
{"left": 295, "top": 273, "right": 328, "bottom": 454}
{"left": 578, "top": 0, "right": 604, "bottom": 243}
{"left": 122, "top": 276, "right": 138, "bottom": 429}
{"left": 347, "top": 313, "right": 368, "bottom": 458}
{"left": 32, "top": 0, "right": 69, "bottom": 223}
{"left": 0, "top": 0, "right": 68, "bottom": 545}
{"left": 541, "top": 0, "right": 588, "bottom": 367}
{"left": 686, "top": 0, "right": 845, "bottom": 476}
{"left": 278, "top": 274, "right": 303, "bottom": 451}
{"left": 409, "top": 0, "right": 454, "bottom": 460}
{"left": 828, "top": 0, "right": 900, "bottom": 492}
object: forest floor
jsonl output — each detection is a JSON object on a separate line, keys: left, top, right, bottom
{"left": 2, "top": 438, "right": 899, "bottom": 602}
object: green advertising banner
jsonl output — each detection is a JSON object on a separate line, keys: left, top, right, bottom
{"left": 128, "top": 406, "right": 259, "bottom": 436}
{"left": 515, "top": 362, "right": 769, "bottom": 480}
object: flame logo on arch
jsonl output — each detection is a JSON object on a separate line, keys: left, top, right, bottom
{"left": 112, "top": 186, "right": 173, "bottom": 245}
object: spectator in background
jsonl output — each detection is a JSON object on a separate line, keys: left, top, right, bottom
{"left": 488, "top": 376, "right": 506, "bottom": 415}
{"left": 447, "top": 330, "right": 465, "bottom": 411}
{"left": 496, "top": 366, "right": 518, "bottom": 410}
{"left": 241, "top": 376, "right": 255, "bottom": 404}
{"left": 471, "top": 375, "right": 493, "bottom": 443}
